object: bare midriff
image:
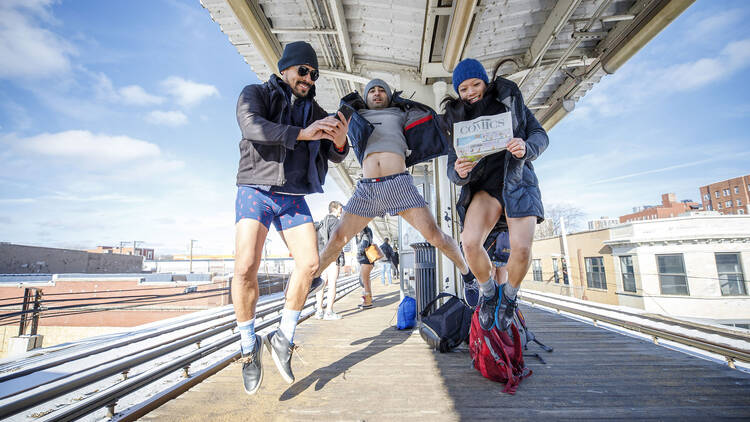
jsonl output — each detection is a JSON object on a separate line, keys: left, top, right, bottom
{"left": 361, "top": 151, "right": 406, "bottom": 178}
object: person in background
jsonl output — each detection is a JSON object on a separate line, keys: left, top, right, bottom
{"left": 379, "top": 237, "right": 395, "bottom": 285}
{"left": 356, "top": 226, "right": 375, "bottom": 309}
{"left": 314, "top": 201, "right": 344, "bottom": 320}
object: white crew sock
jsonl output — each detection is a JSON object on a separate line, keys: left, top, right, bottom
{"left": 237, "top": 318, "right": 256, "bottom": 355}
{"left": 478, "top": 278, "right": 497, "bottom": 298}
{"left": 279, "top": 308, "right": 301, "bottom": 344}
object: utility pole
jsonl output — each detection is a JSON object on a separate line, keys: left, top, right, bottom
{"left": 119, "top": 241, "right": 128, "bottom": 254}
{"left": 189, "top": 239, "right": 197, "bottom": 273}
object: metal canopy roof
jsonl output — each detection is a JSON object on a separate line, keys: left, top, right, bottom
{"left": 202, "top": 0, "right": 694, "bottom": 240}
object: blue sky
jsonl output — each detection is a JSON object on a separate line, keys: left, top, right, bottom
{"left": 0, "top": 0, "right": 748, "bottom": 255}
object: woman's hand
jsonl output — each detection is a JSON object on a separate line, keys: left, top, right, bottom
{"left": 507, "top": 138, "right": 526, "bottom": 158}
{"left": 454, "top": 157, "right": 477, "bottom": 178}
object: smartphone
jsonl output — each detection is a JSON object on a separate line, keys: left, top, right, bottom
{"left": 335, "top": 104, "right": 355, "bottom": 121}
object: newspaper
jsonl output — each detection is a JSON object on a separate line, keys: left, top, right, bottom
{"left": 453, "top": 111, "right": 513, "bottom": 161}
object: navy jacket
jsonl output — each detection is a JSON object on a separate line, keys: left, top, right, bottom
{"left": 340, "top": 91, "right": 451, "bottom": 167}
{"left": 235, "top": 75, "right": 349, "bottom": 193}
{"left": 442, "top": 77, "right": 548, "bottom": 227}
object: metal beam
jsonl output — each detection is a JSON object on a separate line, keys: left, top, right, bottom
{"left": 271, "top": 28, "right": 338, "bottom": 35}
{"left": 523, "top": 0, "right": 582, "bottom": 68}
{"left": 442, "top": 0, "right": 478, "bottom": 72}
{"left": 329, "top": 0, "right": 353, "bottom": 73}
{"left": 225, "top": 0, "right": 282, "bottom": 75}
{"left": 319, "top": 68, "right": 369, "bottom": 84}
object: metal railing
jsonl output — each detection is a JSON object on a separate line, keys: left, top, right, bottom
{"left": 520, "top": 290, "right": 750, "bottom": 369}
{"left": 0, "top": 274, "right": 363, "bottom": 421}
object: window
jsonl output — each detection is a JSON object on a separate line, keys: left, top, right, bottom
{"left": 657, "top": 254, "right": 689, "bottom": 295}
{"left": 718, "top": 203, "right": 723, "bottom": 209}
{"left": 532, "top": 259, "right": 543, "bottom": 282}
{"left": 585, "top": 257, "right": 607, "bottom": 289}
{"left": 726, "top": 201, "right": 732, "bottom": 208}
{"left": 716, "top": 253, "right": 746, "bottom": 296}
{"left": 724, "top": 189, "right": 730, "bottom": 196}
{"left": 737, "top": 199, "right": 742, "bottom": 207}
{"left": 707, "top": 204, "right": 713, "bottom": 211}
{"left": 735, "top": 186, "right": 740, "bottom": 194}
{"left": 561, "top": 258, "right": 570, "bottom": 285}
{"left": 552, "top": 258, "right": 560, "bottom": 283}
{"left": 740, "top": 209, "right": 746, "bottom": 215}
{"left": 703, "top": 193, "right": 709, "bottom": 201}
{"left": 715, "top": 191, "right": 720, "bottom": 198}
{"left": 620, "top": 256, "right": 636, "bottom": 293}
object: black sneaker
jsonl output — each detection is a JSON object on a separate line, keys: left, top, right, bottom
{"left": 239, "top": 334, "right": 263, "bottom": 395}
{"left": 497, "top": 286, "right": 518, "bottom": 332}
{"left": 284, "top": 276, "right": 325, "bottom": 297}
{"left": 265, "top": 330, "right": 295, "bottom": 384}
{"left": 309, "top": 276, "right": 324, "bottom": 295}
{"left": 462, "top": 270, "right": 479, "bottom": 307}
{"left": 477, "top": 287, "right": 499, "bottom": 330}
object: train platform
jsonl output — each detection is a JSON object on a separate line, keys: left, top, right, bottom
{"left": 140, "top": 280, "right": 750, "bottom": 421}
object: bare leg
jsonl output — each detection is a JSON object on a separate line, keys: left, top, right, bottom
{"left": 398, "top": 206, "right": 469, "bottom": 274}
{"left": 496, "top": 265, "right": 509, "bottom": 286}
{"left": 461, "top": 191, "right": 504, "bottom": 284}
{"left": 315, "top": 211, "right": 371, "bottom": 277}
{"left": 361, "top": 263, "right": 373, "bottom": 296}
{"left": 281, "top": 222, "right": 320, "bottom": 310}
{"left": 505, "top": 216, "right": 536, "bottom": 289}
{"left": 314, "top": 272, "right": 328, "bottom": 313}
{"left": 232, "top": 219, "right": 269, "bottom": 322}
{"left": 325, "top": 263, "right": 340, "bottom": 313}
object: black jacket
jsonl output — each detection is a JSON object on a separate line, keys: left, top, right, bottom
{"left": 442, "top": 77, "right": 548, "bottom": 227}
{"left": 356, "top": 227, "right": 373, "bottom": 262}
{"left": 340, "top": 91, "right": 451, "bottom": 167}
{"left": 235, "top": 75, "right": 349, "bottom": 192}
{"left": 380, "top": 242, "right": 394, "bottom": 262}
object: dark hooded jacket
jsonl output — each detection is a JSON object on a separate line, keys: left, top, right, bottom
{"left": 340, "top": 91, "right": 451, "bottom": 167}
{"left": 235, "top": 75, "right": 349, "bottom": 193}
{"left": 441, "top": 77, "right": 548, "bottom": 228}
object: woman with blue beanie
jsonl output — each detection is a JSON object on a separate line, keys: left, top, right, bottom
{"left": 441, "top": 58, "right": 548, "bottom": 333}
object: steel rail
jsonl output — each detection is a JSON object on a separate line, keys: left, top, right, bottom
{"left": 0, "top": 275, "right": 361, "bottom": 420}
{"left": 520, "top": 294, "right": 750, "bottom": 368}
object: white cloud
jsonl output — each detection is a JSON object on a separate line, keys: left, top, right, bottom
{"left": 146, "top": 110, "right": 188, "bottom": 126}
{"left": 689, "top": 9, "right": 743, "bottom": 41}
{"left": 162, "top": 76, "right": 219, "bottom": 107}
{"left": 119, "top": 85, "right": 165, "bottom": 106}
{"left": 14, "top": 130, "right": 163, "bottom": 163}
{"left": 0, "top": 0, "right": 76, "bottom": 79}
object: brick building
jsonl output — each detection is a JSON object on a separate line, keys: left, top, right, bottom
{"left": 88, "top": 245, "right": 155, "bottom": 260}
{"left": 619, "top": 193, "right": 699, "bottom": 223}
{"left": 699, "top": 174, "right": 750, "bottom": 215}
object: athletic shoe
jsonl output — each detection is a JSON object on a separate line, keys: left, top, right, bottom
{"left": 477, "top": 287, "right": 499, "bottom": 331}
{"left": 264, "top": 330, "right": 295, "bottom": 384}
{"left": 496, "top": 284, "right": 518, "bottom": 331}
{"left": 462, "top": 270, "right": 479, "bottom": 307}
{"left": 313, "top": 309, "right": 324, "bottom": 320}
{"left": 323, "top": 311, "right": 342, "bottom": 320}
{"left": 238, "top": 334, "right": 263, "bottom": 395}
{"left": 309, "top": 276, "right": 324, "bottom": 295}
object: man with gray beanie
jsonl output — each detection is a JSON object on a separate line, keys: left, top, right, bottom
{"left": 313, "top": 79, "right": 474, "bottom": 307}
{"left": 232, "top": 40, "right": 350, "bottom": 395}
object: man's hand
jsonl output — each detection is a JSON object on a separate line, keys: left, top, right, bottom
{"left": 507, "top": 137, "right": 526, "bottom": 158}
{"left": 298, "top": 118, "right": 339, "bottom": 141}
{"left": 330, "top": 111, "right": 351, "bottom": 149}
{"left": 454, "top": 157, "right": 477, "bottom": 179}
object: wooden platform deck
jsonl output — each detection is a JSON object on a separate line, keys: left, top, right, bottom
{"left": 141, "top": 281, "right": 750, "bottom": 421}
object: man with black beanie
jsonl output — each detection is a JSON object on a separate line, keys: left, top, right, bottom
{"left": 232, "top": 40, "right": 350, "bottom": 395}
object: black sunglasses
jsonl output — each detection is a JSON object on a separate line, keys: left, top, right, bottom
{"left": 297, "top": 66, "right": 319, "bottom": 81}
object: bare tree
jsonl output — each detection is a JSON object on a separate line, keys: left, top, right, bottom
{"left": 536, "top": 204, "right": 585, "bottom": 239}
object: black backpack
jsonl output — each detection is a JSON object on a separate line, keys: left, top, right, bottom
{"left": 419, "top": 293, "right": 473, "bottom": 353}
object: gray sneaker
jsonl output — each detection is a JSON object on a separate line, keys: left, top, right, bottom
{"left": 239, "top": 334, "right": 263, "bottom": 395}
{"left": 265, "top": 330, "right": 295, "bottom": 384}
{"left": 313, "top": 309, "right": 324, "bottom": 319}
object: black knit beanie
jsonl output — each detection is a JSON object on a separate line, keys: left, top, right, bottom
{"left": 277, "top": 41, "right": 319, "bottom": 72}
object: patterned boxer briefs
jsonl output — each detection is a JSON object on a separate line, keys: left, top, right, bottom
{"left": 343, "top": 172, "right": 428, "bottom": 218}
{"left": 235, "top": 185, "right": 313, "bottom": 231}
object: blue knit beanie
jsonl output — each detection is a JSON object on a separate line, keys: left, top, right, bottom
{"left": 452, "top": 58, "right": 489, "bottom": 92}
{"left": 277, "top": 41, "right": 319, "bottom": 72}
